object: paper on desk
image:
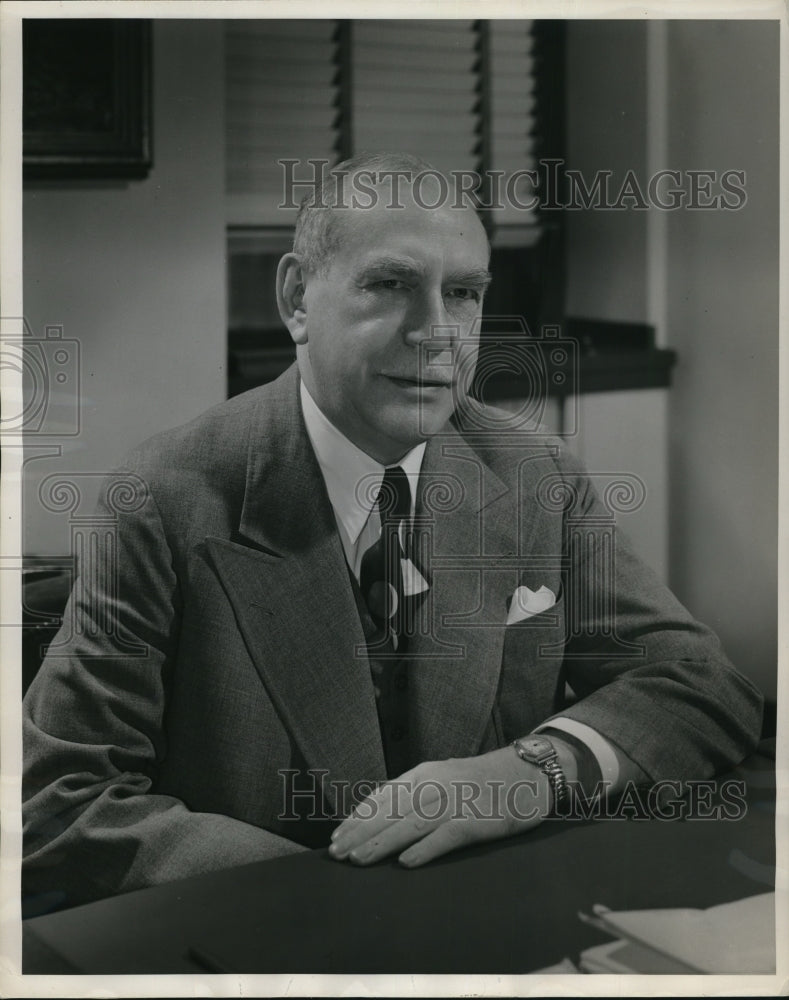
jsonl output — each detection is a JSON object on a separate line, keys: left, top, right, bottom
{"left": 579, "top": 939, "right": 696, "bottom": 974}
{"left": 586, "top": 892, "right": 775, "bottom": 974}
{"left": 578, "top": 938, "right": 736, "bottom": 974}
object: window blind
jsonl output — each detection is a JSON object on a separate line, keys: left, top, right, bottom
{"left": 225, "top": 20, "right": 341, "bottom": 226}
{"left": 487, "top": 19, "right": 541, "bottom": 243}
{"left": 350, "top": 20, "right": 480, "bottom": 176}
{"left": 225, "top": 19, "right": 548, "bottom": 235}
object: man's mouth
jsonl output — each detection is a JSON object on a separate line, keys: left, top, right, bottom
{"left": 384, "top": 374, "right": 453, "bottom": 389}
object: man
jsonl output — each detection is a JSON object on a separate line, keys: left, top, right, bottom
{"left": 23, "top": 153, "right": 763, "bottom": 908}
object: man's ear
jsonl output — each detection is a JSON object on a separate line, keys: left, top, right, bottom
{"left": 276, "top": 253, "right": 309, "bottom": 345}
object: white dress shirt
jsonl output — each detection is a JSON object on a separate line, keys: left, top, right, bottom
{"left": 300, "top": 380, "right": 426, "bottom": 582}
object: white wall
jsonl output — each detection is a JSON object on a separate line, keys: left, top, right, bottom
{"left": 665, "top": 21, "right": 779, "bottom": 699}
{"left": 564, "top": 20, "right": 669, "bottom": 580}
{"left": 563, "top": 20, "right": 778, "bottom": 701}
{"left": 23, "top": 20, "right": 226, "bottom": 556}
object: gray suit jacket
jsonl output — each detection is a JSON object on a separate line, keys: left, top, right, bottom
{"left": 23, "top": 364, "right": 763, "bottom": 907}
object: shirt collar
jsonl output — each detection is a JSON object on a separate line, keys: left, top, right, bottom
{"left": 300, "top": 380, "right": 426, "bottom": 546}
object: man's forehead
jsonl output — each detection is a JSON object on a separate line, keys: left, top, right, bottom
{"left": 332, "top": 193, "right": 489, "bottom": 264}
{"left": 351, "top": 183, "right": 481, "bottom": 224}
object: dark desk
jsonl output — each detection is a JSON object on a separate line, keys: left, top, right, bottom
{"left": 23, "top": 755, "right": 775, "bottom": 974}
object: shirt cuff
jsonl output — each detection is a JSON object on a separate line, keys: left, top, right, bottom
{"left": 534, "top": 717, "right": 621, "bottom": 794}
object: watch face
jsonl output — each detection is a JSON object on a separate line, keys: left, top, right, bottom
{"left": 517, "top": 736, "right": 554, "bottom": 760}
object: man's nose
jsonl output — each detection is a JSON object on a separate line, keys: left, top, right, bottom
{"left": 401, "top": 287, "right": 453, "bottom": 348}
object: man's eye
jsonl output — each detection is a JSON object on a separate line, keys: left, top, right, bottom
{"left": 370, "top": 279, "right": 407, "bottom": 291}
{"left": 446, "top": 287, "right": 481, "bottom": 303}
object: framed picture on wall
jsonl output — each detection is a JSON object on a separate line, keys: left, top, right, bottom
{"left": 23, "top": 19, "right": 152, "bottom": 179}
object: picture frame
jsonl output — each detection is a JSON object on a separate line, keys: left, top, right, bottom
{"left": 23, "top": 19, "right": 152, "bottom": 179}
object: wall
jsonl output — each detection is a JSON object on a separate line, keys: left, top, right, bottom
{"left": 565, "top": 20, "right": 649, "bottom": 322}
{"left": 564, "top": 20, "right": 668, "bottom": 580}
{"left": 665, "top": 21, "right": 779, "bottom": 699}
{"left": 563, "top": 20, "right": 779, "bottom": 701}
{"left": 23, "top": 20, "right": 226, "bottom": 556}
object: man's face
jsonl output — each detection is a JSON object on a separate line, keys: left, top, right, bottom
{"left": 295, "top": 189, "right": 491, "bottom": 464}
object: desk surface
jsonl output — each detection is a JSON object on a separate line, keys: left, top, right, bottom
{"left": 23, "top": 756, "right": 775, "bottom": 975}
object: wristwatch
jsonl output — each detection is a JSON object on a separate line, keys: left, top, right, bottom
{"left": 512, "top": 735, "right": 569, "bottom": 815}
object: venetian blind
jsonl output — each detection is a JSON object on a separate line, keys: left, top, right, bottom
{"left": 487, "top": 19, "right": 541, "bottom": 242}
{"left": 225, "top": 19, "right": 546, "bottom": 243}
{"left": 225, "top": 20, "right": 342, "bottom": 226}
{"left": 350, "top": 20, "right": 480, "bottom": 176}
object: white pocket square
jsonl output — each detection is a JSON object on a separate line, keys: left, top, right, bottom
{"left": 506, "top": 584, "right": 557, "bottom": 625}
{"left": 400, "top": 556, "right": 429, "bottom": 597}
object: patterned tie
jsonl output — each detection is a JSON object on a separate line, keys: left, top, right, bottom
{"left": 359, "top": 465, "right": 411, "bottom": 652}
{"left": 357, "top": 465, "right": 414, "bottom": 777}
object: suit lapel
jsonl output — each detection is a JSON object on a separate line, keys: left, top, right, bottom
{"left": 208, "top": 367, "right": 387, "bottom": 810}
{"left": 406, "top": 426, "right": 518, "bottom": 763}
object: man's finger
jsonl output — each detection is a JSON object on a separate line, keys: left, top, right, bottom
{"left": 329, "top": 781, "right": 424, "bottom": 857}
{"left": 397, "top": 818, "right": 473, "bottom": 868}
{"left": 330, "top": 780, "right": 444, "bottom": 860}
{"left": 329, "top": 796, "right": 393, "bottom": 857}
{"left": 346, "top": 811, "right": 445, "bottom": 866}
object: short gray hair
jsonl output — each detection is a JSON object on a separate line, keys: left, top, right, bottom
{"left": 293, "top": 151, "right": 455, "bottom": 275}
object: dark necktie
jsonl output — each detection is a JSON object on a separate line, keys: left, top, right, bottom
{"left": 357, "top": 465, "right": 413, "bottom": 777}
{"left": 359, "top": 464, "right": 411, "bottom": 652}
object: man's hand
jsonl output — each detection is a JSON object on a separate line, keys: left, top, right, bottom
{"left": 328, "top": 746, "right": 554, "bottom": 868}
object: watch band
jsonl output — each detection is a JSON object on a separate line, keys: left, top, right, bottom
{"left": 512, "top": 735, "right": 570, "bottom": 815}
{"left": 535, "top": 718, "right": 619, "bottom": 793}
